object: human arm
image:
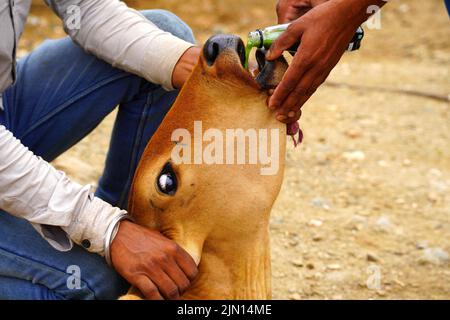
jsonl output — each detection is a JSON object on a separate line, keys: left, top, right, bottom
{"left": 45, "top": 0, "right": 199, "bottom": 89}
{"left": 267, "top": 0, "right": 387, "bottom": 123}
{"left": 0, "top": 125, "right": 197, "bottom": 299}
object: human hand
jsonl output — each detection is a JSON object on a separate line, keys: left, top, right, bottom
{"left": 172, "top": 46, "right": 201, "bottom": 89}
{"left": 268, "top": 0, "right": 386, "bottom": 123}
{"left": 110, "top": 220, "right": 198, "bottom": 300}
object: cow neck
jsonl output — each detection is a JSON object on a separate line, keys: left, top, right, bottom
{"left": 182, "top": 225, "right": 272, "bottom": 300}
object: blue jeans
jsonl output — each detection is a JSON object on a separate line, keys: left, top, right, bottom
{"left": 0, "top": 9, "right": 195, "bottom": 300}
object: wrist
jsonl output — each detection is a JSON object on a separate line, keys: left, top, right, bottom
{"left": 171, "top": 46, "right": 200, "bottom": 89}
{"left": 104, "top": 212, "right": 133, "bottom": 266}
{"left": 62, "top": 196, "right": 129, "bottom": 256}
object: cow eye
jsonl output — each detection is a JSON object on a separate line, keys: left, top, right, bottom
{"left": 156, "top": 162, "right": 177, "bottom": 196}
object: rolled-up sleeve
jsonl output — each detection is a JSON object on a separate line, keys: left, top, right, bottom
{"left": 0, "top": 125, "right": 126, "bottom": 255}
{"left": 45, "top": 0, "right": 194, "bottom": 91}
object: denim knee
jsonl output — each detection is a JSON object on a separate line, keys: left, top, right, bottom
{"left": 139, "top": 9, "right": 196, "bottom": 44}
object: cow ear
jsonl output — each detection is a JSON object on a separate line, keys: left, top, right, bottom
{"left": 255, "top": 49, "right": 288, "bottom": 90}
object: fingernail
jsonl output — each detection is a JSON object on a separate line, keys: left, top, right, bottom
{"left": 288, "top": 111, "right": 295, "bottom": 118}
{"left": 277, "top": 115, "right": 287, "bottom": 121}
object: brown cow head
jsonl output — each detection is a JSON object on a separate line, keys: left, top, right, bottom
{"left": 128, "top": 35, "right": 288, "bottom": 299}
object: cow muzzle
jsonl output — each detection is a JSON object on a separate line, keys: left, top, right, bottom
{"left": 202, "top": 34, "right": 288, "bottom": 90}
{"left": 203, "top": 34, "right": 246, "bottom": 67}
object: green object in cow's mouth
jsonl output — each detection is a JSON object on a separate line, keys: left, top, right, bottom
{"left": 244, "top": 39, "right": 256, "bottom": 70}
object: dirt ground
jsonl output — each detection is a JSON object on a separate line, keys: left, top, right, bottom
{"left": 24, "top": 0, "right": 449, "bottom": 299}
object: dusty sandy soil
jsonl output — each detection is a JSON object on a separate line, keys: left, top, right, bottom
{"left": 24, "top": 0, "right": 449, "bottom": 299}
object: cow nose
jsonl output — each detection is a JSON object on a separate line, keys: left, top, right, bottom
{"left": 203, "top": 35, "right": 246, "bottom": 67}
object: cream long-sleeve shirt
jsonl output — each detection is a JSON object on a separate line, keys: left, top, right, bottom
{"left": 0, "top": 0, "right": 194, "bottom": 256}
{"left": 0, "top": 125, "right": 127, "bottom": 254}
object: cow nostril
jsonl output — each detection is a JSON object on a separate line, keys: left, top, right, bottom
{"left": 204, "top": 41, "right": 220, "bottom": 66}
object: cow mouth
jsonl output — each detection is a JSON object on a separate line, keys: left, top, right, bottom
{"left": 202, "top": 34, "right": 288, "bottom": 91}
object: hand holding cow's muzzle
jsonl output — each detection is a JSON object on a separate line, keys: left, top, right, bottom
{"left": 110, "top": 221, "right": 198, "bottom": 300}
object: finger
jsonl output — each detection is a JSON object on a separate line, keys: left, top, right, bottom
{"left": 295, "top": 109, "right": 303, "bottom": 122}
{"left": 164, "top": 261, "right": 191, "bottom": 294}
{"left": 277, "top": 92, "right": 309, "bottom": 118}
{"left": 278, "top": 71, "right": 324, "bottom": 114}
{"left": 149, "top": 268, "right": 181, "bottom": 300}
{"left": 174, "top": 246, "right": 199, "bottom": 281}
{"left": 266, "top": 21, "right": 305, "bottom": 61}
{"left": 135, "top": 276, "right": 164, "bottom": 300}
{"left": 276, "top": 114, "right": 289, "bottom": 123}
{"left": 277, "top": 108, "right": 302, "bottom": 124}
{"left": 266, "top": 89, "right": 275, "bottom": 107}
{"left": 278, "top": 94, "right": 309, "bottom": 121}
{"left": 268, "top": 50, "right": 312, "bottom": 110}
{"left": 287, "top": 109, "right": 302, "bottom": 123}
{"left": 287, "top": 109, "right": 297, "bottom": 119}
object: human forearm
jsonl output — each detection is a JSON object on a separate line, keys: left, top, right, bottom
{"left": 0, "top": 126, "right": 199, "bottom": 297}
{"left": 0, "top": 125, "right": 126, "bottom": 255}
{"left": 268, "top": 0, "right": 388, "bottom": 121}
{"left": 45, "top": 0, "right": 195, "bottom": 90}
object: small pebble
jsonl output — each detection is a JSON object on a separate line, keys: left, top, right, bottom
{"left": 415, "top": 241, "right": 428, "bottom": 250}
{"left": 375, "top": 216, "right": 392, "bottom": 233}
{"left": 427, "top": 192, "right": 439, "bottom": 203}
{"left": 289, "top": 240, "right": 299, "bottom": 247}
{"left": 394, "top": 279, "right": 405, "bottom": 287}
{"left": 398, "top": 4, "right": 410, "bottom": 13}
{"left": 312, "top": 234, "right": 323, "bottom": 242}
{"left": 327, "top": 264, "right": 341, "bottom": 270}
{"left": 342, "top": 150, "right": 366, "bottom": 161}
{"left": 377, "top": 160, "right": 389, "bottom": 167}
{"left": 288, "top": 293, "right": 302, "bottom": 300}
{"left": 418, "top": 248, "right": 449, "bottom": 265}
{"left": 291, "top": 259, "right": 304, "bottom": 268}
{"left": 308, "top": 219, "right": 323, "bottom": 227}
{"left": 345, "top": 129, "right": 362, "bottom": 139}
{"left": 311, "top": 197, "right": 331, "bottom": 210}
{"left": 367, "top": 253, "right": 380, "bottom": 262}
{"left": 376, "top": 290, "right": 387, "bottom": 297}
